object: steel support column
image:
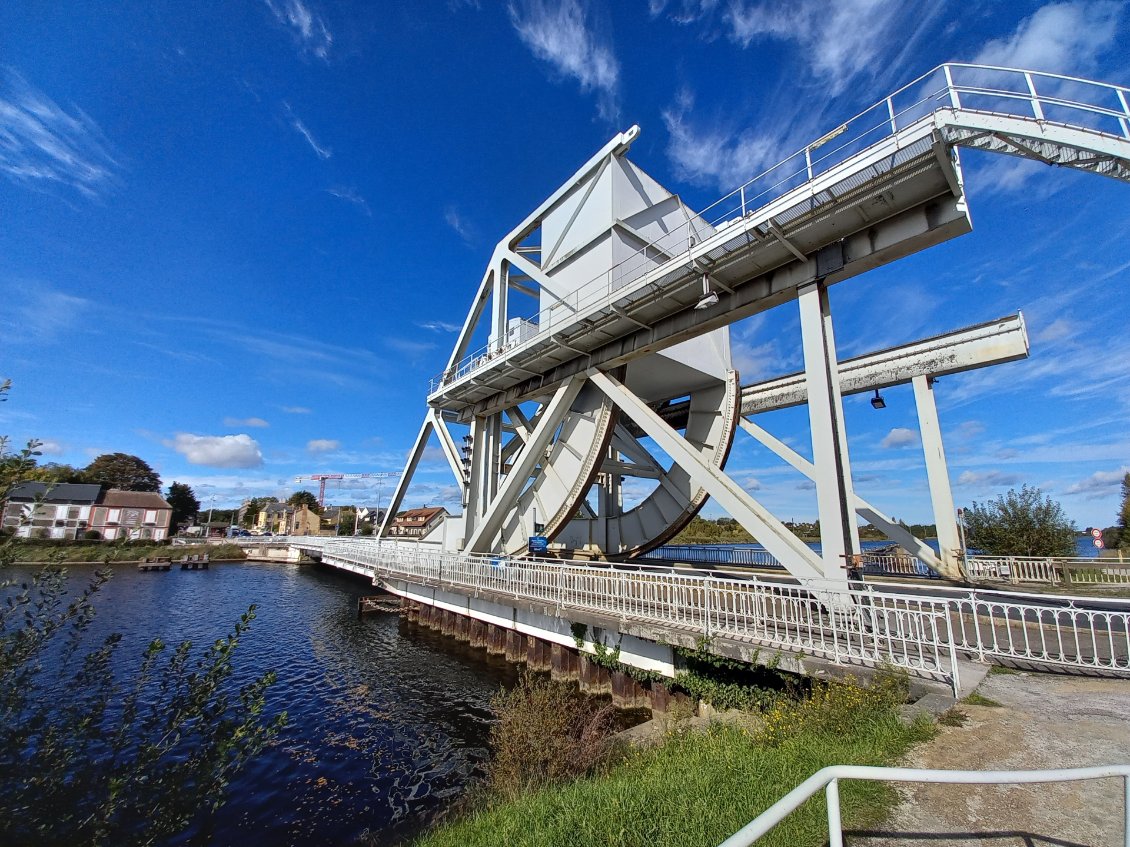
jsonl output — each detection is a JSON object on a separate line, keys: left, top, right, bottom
{"left": 798, "top": 280, "right": 860, "bottom": 578}
{"left": 912, "top": 375, "right": 964, "bottom": 580}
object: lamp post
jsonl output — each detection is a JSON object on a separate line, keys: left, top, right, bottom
{"left": 206, "top": 495, "right": 216, "bottom": 538}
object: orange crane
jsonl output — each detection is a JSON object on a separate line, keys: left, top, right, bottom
{"left": 293, "top": 472, "right": 400, "bottom": 509}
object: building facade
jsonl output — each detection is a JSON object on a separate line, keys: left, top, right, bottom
{"left": 1, "top": 482, "right": 102, "bottom": 539}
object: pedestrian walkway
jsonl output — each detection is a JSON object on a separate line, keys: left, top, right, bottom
{"left": 863, "top": 672, "right": 1130, "bottom": 846}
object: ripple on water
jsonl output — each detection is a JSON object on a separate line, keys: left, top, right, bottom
{"left": 18, "top": 560, "right": 519, "bottom": 846}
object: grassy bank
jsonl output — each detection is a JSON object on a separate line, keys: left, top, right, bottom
{"left": 416, "top": 678, "right": 933, "bottom": 847}
{"left": 2, "top": 540, "right": 247, "bottom": 563}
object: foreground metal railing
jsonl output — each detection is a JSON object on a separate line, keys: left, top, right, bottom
{"left": 717, "top": 764, "right": 1130, "bottom": 847}
{"left": 650, "top": 544, "right": 935, "bottom": 579}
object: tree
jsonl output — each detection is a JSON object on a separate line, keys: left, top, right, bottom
{"left": 83, "top": 453, "right": 160, "bottom": 492}
{"left": 165, "top": 482, "right": 201, "bottom": 531}
{"left": 287, "top": 490, "right": 320, "bottom": 514}
{"left": 1116, "top": 473, "right": 1130, "bottom": 552}
{"left": 964, "top": 485, "right": 1076, "bottom": 557}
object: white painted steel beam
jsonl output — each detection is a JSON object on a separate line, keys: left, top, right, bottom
{"left": 798, "top": 281, "right": 860, "bottom": 577}
{"left": 588, "top": 370, "right": 838, "bottom": 586}
{"left": 429, "top": 409, "right": 466, "bottom": 486}
{"left": 914, "top": 375, "right": 965, "bottom": 580}
{"left": 464, "top": 377, "right": 585, "bottom": 552}
{"left": 379, "top": 415, "right": 433, "bottom": 537}
{"left": 741, "top": 313, "right": 1028, "bottom": 414}
{"left": 738, "top": 418, "right": 941, "bottom": 571}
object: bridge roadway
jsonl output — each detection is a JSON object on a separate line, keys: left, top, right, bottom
{"left": 241, "top": 537, "right": 1130, "bottom": 698}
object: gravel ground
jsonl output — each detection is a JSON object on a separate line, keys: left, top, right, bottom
{"left": 858, "top": 671, "right": 1130, "bottom": 846}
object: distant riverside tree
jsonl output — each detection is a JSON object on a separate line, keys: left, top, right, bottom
{"left": 26, "top": 462, "right": 85, "bottom": 484}
{"left": 241, "top": 497, "right": 279, "bottom": 528}
{"left": 287, "top": 490, "right": 320, "bottom": 514}
{"left": 83, "top": 453, "right": 161, "bottom": 492}
{"left": 964, "top": 485, "right": 1076, "bottom": 557}
{"left": 165, "top": 482, "right": 201, "bottom": 530}
{"left": 1117, "top": 472, "right": 1130, "bottom": 552}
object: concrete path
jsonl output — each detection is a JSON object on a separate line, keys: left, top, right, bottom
{"left": 860, "top": 672, "right": 1130, "bottom": 846}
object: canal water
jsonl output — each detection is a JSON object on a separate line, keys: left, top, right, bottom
{"left": 33, "top": 560, "right": 519, "bottom": 846}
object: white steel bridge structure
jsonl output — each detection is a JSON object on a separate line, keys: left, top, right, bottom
{"left": 377, "top": 63, "right": 1130, "bottom": 595}
{"left": 274, "top": 63, "right": 1130, "bottom": 693}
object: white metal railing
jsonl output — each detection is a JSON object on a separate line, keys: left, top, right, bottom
{"left": 970, "top": 555, "right": 1130, "bottom": 586}
{"left": 263, "top": 538, "right": 1130, "bottom": 679}
{"left": 429, "top": 63, "right": 1130, "bottom": 397}
{"left": 717, "top": 763, "right": 1130, "bottom": 847}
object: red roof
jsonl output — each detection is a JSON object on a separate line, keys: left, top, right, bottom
{"left": 98, "top": 489, "right": 172, "bottom": 509}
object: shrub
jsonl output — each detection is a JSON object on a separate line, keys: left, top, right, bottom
{"left": 964, "top": 485, "right": 1076, "bottom": 557}
{"left": 486, "top": 671, "right": 617, "bottom": 799}
{"left": 83, "top": 530, "right": 102, "bottom": 541}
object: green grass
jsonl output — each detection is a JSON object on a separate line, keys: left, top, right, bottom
{"left": 414, "top": 688, "right": 933, "bottom": 847}
{"left": 987, "top": 665, "right": 1020, "bottom": 676}
{"left": 937, "top": 708, "right": 969, "bottom": 727}
{"left": 5, "top": 541, "right": 245, "bottom": 563}
{"left": 963, "top": 691, "right": 1002, "bottom": 708}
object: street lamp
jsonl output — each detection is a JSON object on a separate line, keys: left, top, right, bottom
{"left": 206, "top": 495, "right": 217, "bottom": 538}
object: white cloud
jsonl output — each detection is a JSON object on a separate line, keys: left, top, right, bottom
{"left": 0, "top": 285, "right": 92, "bottom": 344}
{"left": 326, "top": 186, "right": 370, "bottom": 216}
{"left": 284, "top": 102, "right": 330, "bottom": 159}
{"left": 0, "top": 68, "right": 119, "bottom": 198}
{"left": 880, "top": 427, "right": 920, "bottom": 449}
{"left": 282, "top": 405, "right": 312, "bottom": 414}
{"left": 723, "top": 0, "right": 901, "bottom": 96}
{"left": 307, "top": 438, "right": 340, "bottom": 453}
{"left": 264, "top": 0, "right": 333, "bottom": 60}
{"left": 224, "top": 416, "right": 269, "bottom": 428}
{"left": 957, "top": 469, "right": 1023, "bottom": 489}
{"left": 1033, "top": 317, "right": 1079, "bottom": 344}
{"left": 168, "top": 433, "right": 264, "bottom": 468}
{"left": 1064, "top": 467, "right": 1128, "bottom": 498}
{"left": 385, "top": 337, "right": 436, "bottom": 357}
{"left": 973, "top": 1, "right": 1122, "bottom": 75}
{"left": 508, "top": 0, "right": 620, "bottom": 120}
{"left": 37, "top": 440, "right": 66, "bottom": 456}
{"left": 418, "top": 320, "right": 461, "bottom": 333}
{"left": 444, "top": 205, "right": 474, "bottom": 243}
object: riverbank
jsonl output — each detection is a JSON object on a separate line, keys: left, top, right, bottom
{"left": 2, "top": 540, "right": 247, "bottom": 564}
{"left": 413, "top": 676, "right": 934, "bottom": 847}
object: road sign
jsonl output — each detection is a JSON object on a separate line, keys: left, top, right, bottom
{"left": 1095, "top": 538, "right": 1105, "bottom": 549}
{"left": 1091, "top": 528, "right": 1103, "bottom": 538}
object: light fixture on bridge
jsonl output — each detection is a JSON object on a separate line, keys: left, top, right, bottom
{"left": 870, "top": 389, "right": 886, "bottom": 410}
{"left": 694, "top": 273, "right": 719, "bottom": 310}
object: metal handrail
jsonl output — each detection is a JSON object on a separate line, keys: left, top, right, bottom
{"left": 717, "top": 763, "right": 1130, "bottom": 847}
{"left": 428, "top": 62, "right": 1130, "bottom": 396}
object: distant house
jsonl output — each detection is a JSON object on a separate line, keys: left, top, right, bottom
{"left": 258, "top": 503, "right": 294, "bottom": 534}
{"left": 388, "top": 506, "right": 448, "bottom": 538}
{"left": 1, "top": 482, "right": 101, "bottom": 539}
{"left": 88, "top": 490, "right": 173, "bottom": 541}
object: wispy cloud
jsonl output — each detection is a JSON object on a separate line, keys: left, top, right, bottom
{"left": 306, "top": 438, "right": 340, "bottom": 453}
{"left": 973, "top": 1, "right": 1123, "bottom": 75}
{"left": 264, "top": 0, "right": 333, "bottom": 60}
{"left": 0, "top": 68, "right": 119, "bottom": 198}
{"left": 508, "top": 0, "right": 620, "bottom": 121}
{"left": 0, "top": 285, "right": 92, "bottom": 344}
{"left": 167, "top": 433, "right": 264, "bottom": 468}
{"left": 284, "top": 102, "right": 331, "bottom": 159}
{"left": 1062, "top": 467, "right": 1128, "bottom": 499}
{"left": 417, "top": 320, "right": 461, "bottom": 333}
{"left": 444, "top": 205, "right": 475, "bottom": 243}
{"left": 326, "top": 185, "right": 370, "bottom": 216}
{"left": 282, "top": 405, "right": 312, "bottom": 414}
{"left": 385, "top": 337, "right": 437, "bottom": 358}
{"left": 224, "top": 416, "right": 269, "bottom": 428}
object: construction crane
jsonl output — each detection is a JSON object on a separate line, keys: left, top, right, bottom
{"left": 293, "top": 472, "right": 401, "bottom": 509}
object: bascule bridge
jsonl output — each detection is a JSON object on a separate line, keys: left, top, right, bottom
{"left": 272, "top": 63, "right": 1130, "bottom": 696}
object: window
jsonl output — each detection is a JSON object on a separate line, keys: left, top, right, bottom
{"left": 67, "top": 507, "right": 81, "bottom": 520}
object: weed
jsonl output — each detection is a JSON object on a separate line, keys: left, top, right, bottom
{"left": 937, "top": 707, "right": 969, "bottom": 727}
{"left": 988, "top": 664, "right": 1020, "bottom": 675}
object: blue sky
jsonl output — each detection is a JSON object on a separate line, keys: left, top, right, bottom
{"left": 1, "top": 0, "right": 1128, "bottom": 528}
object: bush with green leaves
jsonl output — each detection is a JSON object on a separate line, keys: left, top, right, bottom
{"left": 0, "top": 550, "right": 286, "bottom": 846}
{"left": 964, "top": 485, "right": 1076, "bottom": 557}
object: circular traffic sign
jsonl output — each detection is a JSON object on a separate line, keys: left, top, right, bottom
{"left": 1094, "top": 538, "right": 1105, "bottom": 548}
{"left": 1091, "top": 528, "right": 1103, "bottom": 538}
